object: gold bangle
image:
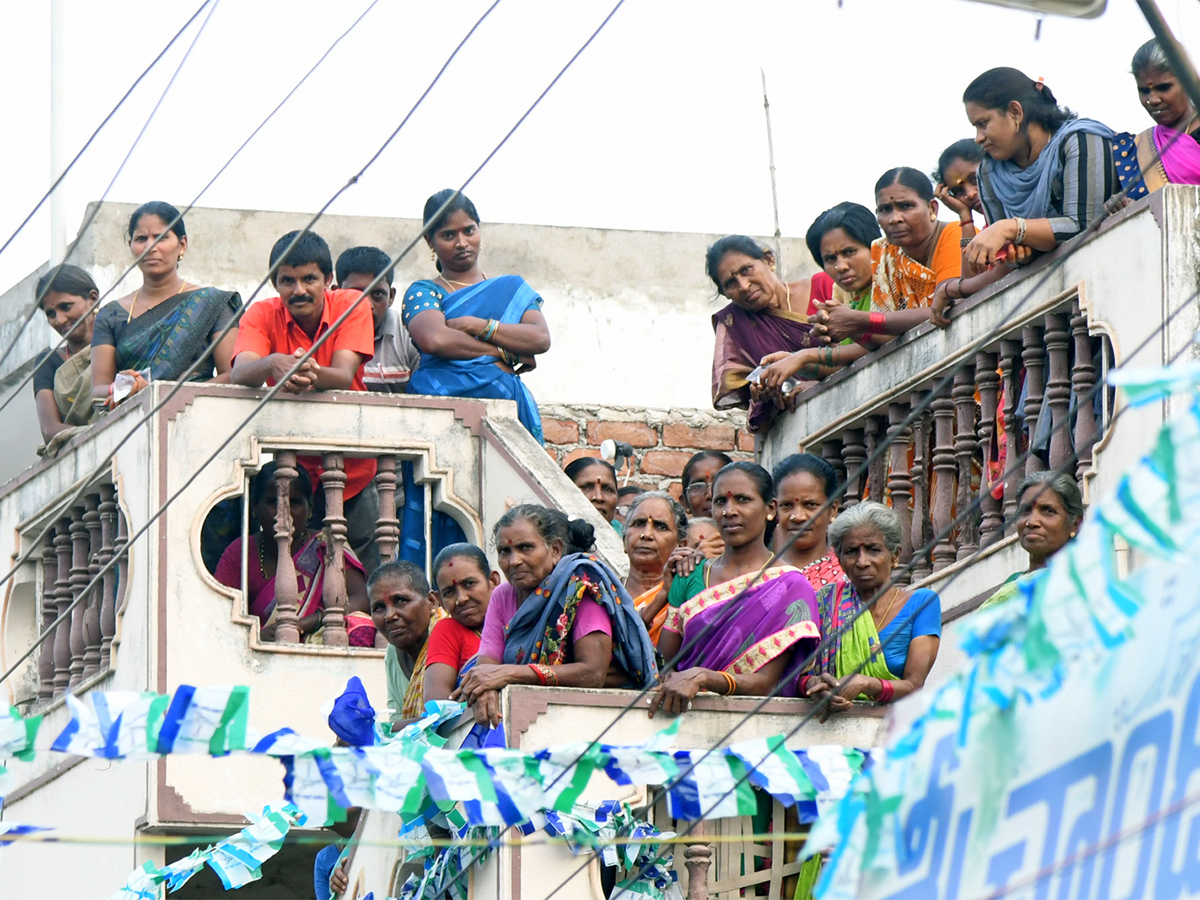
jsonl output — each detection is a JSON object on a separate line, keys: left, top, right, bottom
{"left": 721, "top": 671, "right": 737, "bottom": 695}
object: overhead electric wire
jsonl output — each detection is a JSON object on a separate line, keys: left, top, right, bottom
{"left": 0, "top": 0, "right": 383, "bottom": 420}
{"left": 0, "top": 0, "right": 626, "bottom": 688}
{"left": 0, "top": 0, "right": 216, "bottom": 379}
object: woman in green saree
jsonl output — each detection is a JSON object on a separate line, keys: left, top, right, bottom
{"left": 91, "top": 201, "right": 241, "bottom": 407}
{"left": 803, "top": 501, "right": 941, "bottom": 715}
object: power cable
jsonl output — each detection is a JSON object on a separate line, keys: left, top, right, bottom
{"left": 0, "top": 0, "right": 383, "bottom": 420}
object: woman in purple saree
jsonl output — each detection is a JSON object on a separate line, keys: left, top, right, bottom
{"left": 1115, "top": 39, "right": 1200, "bottom": 200}
{"left": 649, "top": 462, "right": 819, "bottom": 717}
{"left": 706, "top": 235, "right": 834, "bottom": 432}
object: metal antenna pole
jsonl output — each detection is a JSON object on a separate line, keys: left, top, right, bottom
{"left": 761, "top": 68, "right": 782, "bottom": 267}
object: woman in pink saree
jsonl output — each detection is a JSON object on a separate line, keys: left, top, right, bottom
{"left": 1115, "top": 39, "right": 1200, "bottom": 200}
{"left": 215, "top": 461, "right": 373, "bottom": 645}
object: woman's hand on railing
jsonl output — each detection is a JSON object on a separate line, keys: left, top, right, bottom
{"left": 803, "top": 672, "right": 856, "bottom": 722}
{"left": 929, "top": 282, "right": 954, "bottom": 329}
{"left": 810, "top": 301, "right": 863, "bottom": 344}
{"left": 647, "top": 667, "right": 709, "bottom": 718}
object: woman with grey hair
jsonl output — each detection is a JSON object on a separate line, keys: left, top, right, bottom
{"left": 621, "top": 491, "right": 688, "bottom": 646}
{"left": 980, "top": 470, "right": 1084, "bottom": 609}
{"left": 1115, "top": 38, "right": 1200, "bottom": 200}
{"left": 801, "top": 501, "right": 941, "bottom": 715}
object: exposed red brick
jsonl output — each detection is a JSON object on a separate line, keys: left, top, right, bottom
{"left": 736, "top": 430, "right": 756, "bottom": 452}
{"left": 666, "top": 483, "right": 684, "bottom": 502}
{"left": 541, "top": 417, "right": 580, "bottom": 445}
{"left": 640, "top": 450, "right": 693, "bottom": 477}
{"left": 663, "top": 422, "right": 736, "bottom": 451}
{"left": 586, "top": 420, "right": 658, "bottom": 448}
{"left": 562, "top": 447, "right": 602, "bottom": 468}
{"left": 545, "top": 447, "right": 559, "bottom": 463}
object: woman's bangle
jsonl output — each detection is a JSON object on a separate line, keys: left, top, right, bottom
{"left": 719, "top": 671, "right": 737, "bottom": 696}
{"left": 1014, "top": 217, "right": 1027, "bottom": 245}
{"left": 948, "top": 277, "right": 964, "bottom": 300}
{"left": 501, "top": 348, "right": 521, "bottom": 368}
{"left": 866, "top": 312, "right": 886, "bottom": 335}
{"left": 477, "top": 318, "right": 499, "bottom": 343}
{"left": 877, "top": 678, "right": 894, "bottom": 703}
{"left": 529, "top": 663, "right": 558, "bottom": 687}
{"left": 959, "top": 217, "right": 974, "bottom": 228}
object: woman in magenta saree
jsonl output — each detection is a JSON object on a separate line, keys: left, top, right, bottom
{"left": 706, "top": 235, "right": 832, "bottom": 432}
{"left": 1115, "top": 39, "right": 1200, "bottom": 200}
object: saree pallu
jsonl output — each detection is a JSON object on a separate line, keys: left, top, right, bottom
{"left": 247, "top": 534, "right": 374, "bottom": 647}
{"left": 38, "top": 347, "right": 99, "bottom": 457}
{"left": 1115, "top": 125, "right": 1200, "bottom": 200}
{"left": 813, "top": 580, "right": 895, "bottom": 698}
{"left": 663, "top": 566, "right": 819, "bottom": 695}
{"left": 401, "top": 608, "right": 447, "bottom": 719}
{"left": 631, "top": 582, "right": 666, "bottom": 646}
{"left": 711, "top": 274, "right": 831, "bottom": 412}
{"left": 501, "top": 553, "right": 658, "bottom": 689}
{"left": 870, "top": 223, "right": 962, "bottom": 313}
{"left": 116, "top": 287, "right": 241, "bottom": 380}
{"left": 405, "top": 275, "right": 544, "bottom": 443}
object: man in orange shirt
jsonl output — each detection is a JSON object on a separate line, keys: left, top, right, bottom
{"left": 232, "top": 230, "right": 381, "bottom": 573}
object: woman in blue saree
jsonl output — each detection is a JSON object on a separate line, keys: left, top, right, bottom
{"left": 403, "top": 190, "right": 551, "bottom": 442}
{"left": 92, "top": 201, "right": 240, "bottom": 407}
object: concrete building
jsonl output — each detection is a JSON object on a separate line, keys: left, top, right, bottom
{"left": 1, "top": 187, "right": 1197, "bottom": 898}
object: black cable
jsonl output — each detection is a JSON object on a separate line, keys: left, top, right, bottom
{"left": 0, "top": 0, "right": 215, "bottom": 379}
{"left": 0, "top": 0, "right": 383, "bottom": 421}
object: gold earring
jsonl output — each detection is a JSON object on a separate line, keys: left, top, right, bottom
{"left": 430, "top": 248, "right": 436, "bottom": 262}
{"left": 178, "top": 254, "right": 184, "bottom": 262}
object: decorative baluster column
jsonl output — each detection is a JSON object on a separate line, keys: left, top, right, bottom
{"left": 931, "top": 384, "right": 957, "bottom": 570}
{"left": 953, "top": 368, "right": 979, "bottom": 561}
{"left": 1044, "top": 312, "right": 1072, "bottom": 472}
{"left": 52, "top": 519, "right": 73, "bottom": 697}
{"left": 1070, "top": 301, "right": 1098, "bottom": 481}
{"left": 840, "top": 428, "right": 865, "bottom": 509}
{"left": 271, "top": 452, "right": 302, "bottom": 644}
{"left": 886, "top": 402, "right": 913, "bottom": 581}
{"left": 909, "top": 391, "right": 932, "bottom": 581}
{"left": 1022, "top": 324, "right": 1046, "bottom": 475}
{"left": 38, "top": 539, "right": 58, "bottom": 702}
{"left": 821, "top": 440, "right": 846, "bottom": 504}
{"left": 864, "top": 415, "right": 888, "bottom": 504}
{"left": 683, "top": 821, "right": 712, "bottom": 900}
{"left": 68, "top": 506, "right": 89, "bottom": 688}
{"left": 320, "top": 452, "right": 350, "bottom": 647}
{"left": 81, "top": 494, "right": 103, "bottom": 679}
{"left": 97, "top": 485, "right": 118, "bottom": 669}
{"left": 976, "top": 353, "right": 1003, "bottom": 546}
{"left": 373, "top": 454, "right": 400, "bottom": 564}
{"left": 998, "top": 339, "right": 1024, "bottom": 531}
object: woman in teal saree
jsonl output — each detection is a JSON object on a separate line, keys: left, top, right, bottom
{"left": 402, "top": 190, "right": 551, "bottom": 442}
{"left": 92, "top": 201, "right": 240, "bottom": 406}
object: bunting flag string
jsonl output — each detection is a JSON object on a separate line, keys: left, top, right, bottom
{"left": 105, "top": 804, "right": 305, "bottom": 900}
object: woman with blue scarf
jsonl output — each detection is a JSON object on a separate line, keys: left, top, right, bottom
{"left": 403, "top": 190, "right": 551, "bottom": 442}
{"left": 962, "top": 68, "right": 1118, "bottom": 271}
{"left": 453, "top": 504, "right": 658, "bottom": 728}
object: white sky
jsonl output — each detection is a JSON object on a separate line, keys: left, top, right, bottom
{"left": 0, "top": 0, "right": 1197, "bottom": 294}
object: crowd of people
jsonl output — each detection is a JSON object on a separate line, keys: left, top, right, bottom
{"left": 710, "top": 52, "right": 1200, "bottom": 432}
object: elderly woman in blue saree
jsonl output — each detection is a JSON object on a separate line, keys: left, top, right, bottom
{"left": 452, "top": 504, "right": 658, "bottom": 729}
{"left": 402, "top": 190, "right": 551, "bottom": 443}
{"left": 92, "top": 201, "right": 240, "bottom": 407}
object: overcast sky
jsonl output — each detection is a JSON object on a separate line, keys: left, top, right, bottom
{"left": 0, "top": 0, "right": 1196, "bottom": 294}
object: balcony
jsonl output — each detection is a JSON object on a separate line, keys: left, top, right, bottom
{"left": 761, "top": 186, "right": 1200, "bottom": 681}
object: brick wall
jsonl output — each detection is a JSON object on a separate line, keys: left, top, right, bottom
{"left": 540, "top": 404, "right": 755, "bottom": 500}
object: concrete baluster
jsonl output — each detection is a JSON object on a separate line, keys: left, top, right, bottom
{"left": 1021, "top": 324, "right": 1046, "bottom": 475}
{"left": 1044, "top": 312, "right": 1072, "bottom": 472}
{"left": 67, "top": 506, "right": 89, "bottom": 688}
{"left": 320, "top": 452, "right": 349, "bottom": 647}
{"left": 373, "top": 454, "right": 400, "bottom": 564}
{"left": 271, "top": 451, "right": 302, "bottom": 644}
{"left": 97, "top": 485, "right": 117, "bottom": 669}
{"left": 909, "top": 391, "right": 932, "bottom": 581}
{"left": 1070, "top": 301, "right": 1099, "bottom": 481}
{"left": 953, "top": 368, "right": 979, "bottom": 561}
{"left": 38, "top": 540, "right": 58, "bottom": 702}
{"left": 820, "top": 439, "right": 846, "bottom": 503}
{"left": 683, "top": 820, "right": 712, "bottom": 900}
{"left": 976, "top": 353, "right": 1003, "bottom": 546}
{"left": 840, "top": 428, "right": 865, "bottom": 509}
{"left": 52, "top": 519, "right": 72, "bottom": 697}
{"left": 998, "top": 339, "right": 1024, "bottom": 531}
{"left": 81, "top": 494, "right": 103, "bottom": 679}
{"left": 931, "top": 383, "right": 957, "bottom": 570}
{"left": 885, "top": 402, "right": 913, "bottom": 582}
